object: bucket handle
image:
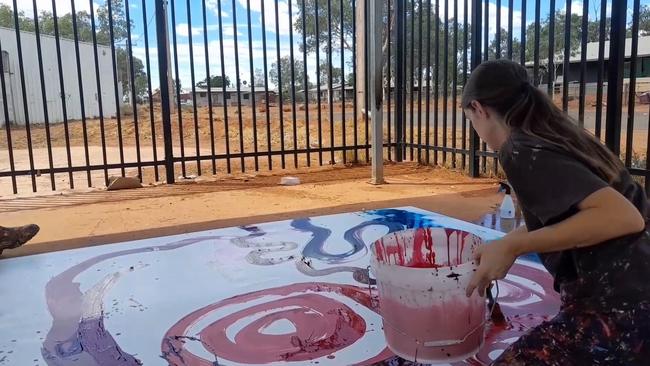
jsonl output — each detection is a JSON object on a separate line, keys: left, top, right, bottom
{"left": 375, "top": 276, "right": 500, "bottom": 349}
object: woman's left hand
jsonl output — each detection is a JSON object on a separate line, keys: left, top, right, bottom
{"left": 465, "top": 239, "right": 518, "bottom": 297}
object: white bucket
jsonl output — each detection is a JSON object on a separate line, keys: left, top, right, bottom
{"left": 370, "top": 227, "right": 487, "bottom": 364}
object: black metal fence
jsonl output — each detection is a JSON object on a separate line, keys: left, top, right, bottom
{"left": 0, "top": 0, "right": 647, "bottom": 195}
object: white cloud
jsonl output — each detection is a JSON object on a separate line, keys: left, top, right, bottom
{"left": 130, "top": 3, "right": 138, "bottom": 9}
{"left": 206, "top": 0, "right": 231, "bottom": 18}
{"left": 237, "top": 0, "right": 291, "bottom": 35}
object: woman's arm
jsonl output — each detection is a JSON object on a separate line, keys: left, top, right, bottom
{"left": 466, "top": 187, "right": 645, "bottom": 297}
{"left": 508, "top": 187, "right": 644, "bottom": 256}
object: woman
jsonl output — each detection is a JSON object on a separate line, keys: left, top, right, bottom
{"left": 462, "top": 59, "right": 650, "bottom": 364}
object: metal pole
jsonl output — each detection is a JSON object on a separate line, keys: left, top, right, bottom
{"left": 605, "top": 0, "right": 627, "bottom": 156}
{"left": 394, "top": 0, "right": 405, "bottom": 162}
{"left": 369, "top": 0, "right": 384, "bottom": 184}
{"left": 469, "top": 0, "right": 482, "bottom": 177}
{"left": 155, "top": 0, "right": 175, "bottom": 184}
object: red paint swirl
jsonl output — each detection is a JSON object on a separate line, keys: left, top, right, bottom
{"left": 162, "top": 283, "right": 392, "bottom": 365}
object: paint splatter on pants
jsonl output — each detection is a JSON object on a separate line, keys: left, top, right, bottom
{"left": 492, "top": 302, "right": 650, "bottom": 365}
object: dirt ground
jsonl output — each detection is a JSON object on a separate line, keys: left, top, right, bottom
{"left": 0, "top": 163, "right": 501, "bottom": 258}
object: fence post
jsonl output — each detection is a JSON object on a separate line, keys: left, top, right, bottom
{"left": 155, "top": 0, "right": 175, "bottom": 184}
{"left": 369, "top": 0, "right": 384, "bottom": 184}
{"left": 468, "top": 0, "right": 482, "bottom": 177}
{"left": 605, "top": 0, "right": 627, "bottom": 156}
{"left": 394, "top": 0, "right": 405, "bottom": 162}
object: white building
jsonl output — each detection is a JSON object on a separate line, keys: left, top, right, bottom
{"left": 194, "top": 87, "right": 277, "bottom": 107}
{"left": 0, "top": 27, "right": 120, "bottom": 127}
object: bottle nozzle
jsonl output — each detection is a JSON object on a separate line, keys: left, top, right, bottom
{"left": 499, "top": 182, "right": 512, "bottom": 195}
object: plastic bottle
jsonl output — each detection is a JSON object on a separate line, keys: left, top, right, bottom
{"left": 499, "top": 182, "right": 515, "bottom": 219}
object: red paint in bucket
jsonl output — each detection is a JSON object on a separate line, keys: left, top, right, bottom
{"left": 370, "top": 228, "right": 486, "bottom": 363}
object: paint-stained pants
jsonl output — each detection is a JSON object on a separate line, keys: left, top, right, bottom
{"left": 491, "top": 302, "right": 650, "bottom": 366}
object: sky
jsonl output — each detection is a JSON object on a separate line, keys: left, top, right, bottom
{"left": 2, "top": 0, "right": 648, "bottom": 91}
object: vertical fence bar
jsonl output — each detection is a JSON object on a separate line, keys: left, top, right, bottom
{"left": 605, "top": 0, "right": 627, "bottom": 156}
{"left": 452, "top": 0, "right": 458, "bottom": 168}
{"left": 233, "top": 0, "right": 246, "bottom": 172}
{"left": 155, "top": 0, "right": 175, "bottom": 184}
{"left": 246, "top": 0, "right": 260, "bottom": 171}
{"left": 578, "top": 0, "right": 589, "bottom": 127}
{"left": 625, "top": 0, "right": 640, "bottom": 167}
{"left": 217, "top": 0, "right": 231, "bottom": 173}
{"left": 417, "top": 0, "right": 423, "bottom": 162}
{"left": 388, "top": 0, "right": 393, "bottom": 162}
{"left": 353, "top": 0, "right": 359, "bottom": 162}
{"left": 520, "top": 0, "right": 526, "bottom": 66}
{"left": 364, "top": 0, "right": 370, "bottom": 162}
{"left": 534, "top": 0, "right": 541, "bottom": 85}
{"left": 142, "top": 0, "right": 159, "bottom": 181}
{"left": 469, "top": 0, "right": 482, "bottom": 177}
{"left": 108, "top": 0, "right": 126, "bottom": 177}
{"left": 484, "top": 0, "right": 489, "bottom": 61}
{"left": 595, "top": 0, "right": 607, "bottom": 139}
{"left": 508, "top": 0, "right": 514, "bottom": 59}
{"left": 170, "top": 0, "right": 186, "bottom": 177}
{"left": 369, "top": 0, "right": 384, "bottom": 183}
{"left": 425, "top": 0, "right": 431, "bottom": 164}
{"left": 126, "top": 0, "right": 143, "bottom": 179}
{"left": 202, "top": 0, "right": 216, "bottom": 175}
{"left": 496, "top": 0, "right": 501, "bottom": 58}
{"left": 301, "top": 0, "right": 311, "bottom": 166}
{"left": 0, "top": 40, "right": 16, "bottom": 193}
{"left": 462, "top": 0, "right": 468, "bottom": 170}
{"left": 409, "top": 0, "right": 415, "bottom": 160}
{"left": 434, "top": 0, "right": 439, "bottom": 165}
{"left": 262, "top": 1, "right": 272, "bottom": 169}
{"left": 443, "top": 0, "right": 448, "bottom": 165}
{"left": 340, "top": 0, "right": 347, "bottom": 163}
{"left": 352, "top": 0, "right": 356, "bottom": 162}
{"left": 32, "top": 0, "right": 56, "bottom": 190}
{"left": 481, "top": 0, "right": 488, "bottom": 172}
{"left": 395, "top": 0, "right": 405, "bottom": 162}
{"left": 52, "top": 0, "right": 75, "bottom": 188}
{"left": 547, "top": 0, "right": 556, "bottom": 96}
{"left": 562, "top": 0, "right": 571, "bottom": 112}
{"left": 89, "top": 0, "right": 109, "bottom": 185}
{"left": 328, "top": 0, "right": 335, "bottom": 164}
{"left": 185, "top": 0, "right": 201, "bottom": 175}
{"left": 288, "top": 0, "right": 298, "bottom": 168}
{"left": 11, "top": 0, "right": 36, "bottom": 192}
{"left": 315, "top": 0, "right": 323, "bottom": 165}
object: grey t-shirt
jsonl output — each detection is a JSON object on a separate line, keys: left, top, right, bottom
{"left": 499, "top": 131, "right": 650, "bottom": 309}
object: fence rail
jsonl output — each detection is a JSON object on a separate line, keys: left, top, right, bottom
{"left": 0, "top": 0, "right": 648, "bottom": 195}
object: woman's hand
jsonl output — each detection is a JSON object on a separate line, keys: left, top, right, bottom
{"left": 465, "top": 239, "right": 518, "bottom": 298}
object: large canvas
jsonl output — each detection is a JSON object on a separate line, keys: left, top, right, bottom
{"left": 0, "top": 207, "right": 560, "bottom": 365}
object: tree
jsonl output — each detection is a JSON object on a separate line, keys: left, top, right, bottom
{"left": 638, "top": 5, "right": 650, "bottom": 36}
{"left": 346, "top": 72, "right": 354, "bottom": 86}
{"left": 294, "top": 0, "right": 354, "bottom": 54}
{"left": 270, "top": 56, "right": 307, "bottom": 101}
{"left": 254, "top": 68, "right": 265, "bottom": 87}
{"left": 116, "top": 48, "right": 148, "bottom": 98}
{"left": 319, "top": 63, "right": 342, "bottom": 85}
{"left": 197, "top": 75, "right": 231, "bottom": 88}
{"left": 97, "top": 0, "right": 130, "bottom": 44}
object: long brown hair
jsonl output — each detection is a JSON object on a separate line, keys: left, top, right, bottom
{"left": 461, "top": 59, "right": 624, "bottom": 183}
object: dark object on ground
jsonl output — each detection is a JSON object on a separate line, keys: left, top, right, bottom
{"left": 0, "top": 224, "right": 40, "bottom": 256}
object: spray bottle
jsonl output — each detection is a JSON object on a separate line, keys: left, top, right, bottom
{"left": 499, "top": 182, "right": 515, "bottom": 219}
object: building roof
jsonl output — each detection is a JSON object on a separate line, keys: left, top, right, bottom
{"left": 526, "top": 36, "right": 650, "bottom": 66}
{"left": 194, "top": 86, "right": 276, "bottom": 93}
